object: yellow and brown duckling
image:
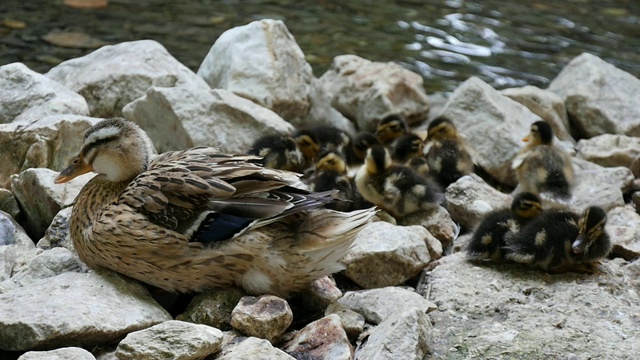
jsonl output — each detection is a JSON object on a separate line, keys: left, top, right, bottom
{"left": 505, "top": 206, "right": 611, "bottom": 273}
{"left": 425, "top": 116, "right": 474, "bottom": 188}
{"left": 355, "top": 145, "right": 444, "bottom": 219}
{"left": 391, "top": 133, "right": 425, "bottom": 163}
{"left": 294, "top": 126, "right": 352, "bottom": 163}
{"left": 375, "top": 114, "right": 408, "bottom": 146}
{"left": 247, "top": 134, "right": 304, "bottom": 172}
{"left": 308, "top": 149, "right": 359, "bottom": 212}
{"left": 54, "top": 118, "right": 376, "bottom": 297}
{"left": 466, "top": 192, "right": 543, "bottom": 262}
{"left": 512, "top": 120, "right": 574, "bottom": 200}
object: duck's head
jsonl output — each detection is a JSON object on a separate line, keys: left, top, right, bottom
{"left": 375, "top": 115, "right": 407, "bottom": 144}
{"left": 316, "top": 150, "right": 347, "bottom": 174}
{"left": 352, "top": 132, "right": 380, "bottom": 162}
{"left": 427, "top": 116, "right": 459, "bottom": 141}
{"left": 511, "top": 192, "right": 542, "bottom": 219}
{"left": 54, "top": 118, "right": 154, "bottom": 184}
{"left": 523, "top": 121, "right": 553, "bottom": 145}
{"left": 365, "top": 145, "right": 392, "bottom": 175}
{"left": 572, "top": 206, "right": 608, "bottom": 255}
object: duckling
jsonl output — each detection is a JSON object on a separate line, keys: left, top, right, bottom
{"left": 54, "top": 118, "right": 376, "bottom": 297}
{"left": 407, "top": 156, "right": 430, "bottom": 177}
{"left": 294, "top": 126, "right": 352, "bottom": 162}
{"left": 375, "top": 114, "right": 408, "bottom": 145}
{"left": 391, "top": 133, "right": 425, "bottom": 163}
{"left": 506, "top": 206, "right": 611, "bottom": 272}
{"left": 512, "top": 121, "right": 574, "bottom": 200}
{"left": 247, "top": 134, "right": 304, "bottom": 172}
{"left": 354, "top": 145, "right": 444, "bottom": 219}
{"left": 308, "top": 150, "right": 357, "bottom": 212}
{"left": 346, "top": 132, "right": 380, "bottom": 167}
{"left": 424, "top": 116, "right": 474, "bottom": 188}
{"left": 466, "top": 192, "right": 543, "bottom": 262}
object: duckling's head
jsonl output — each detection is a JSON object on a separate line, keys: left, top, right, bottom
{"left": 352, "top": 132, "right": 380, "bottom": 161}
{"left": 294, "top": 130, "right": 321, "bottom": 161}
{"left": 55, "top": 118, "right": 153, "bottom": 184}
{"left": 316, "top": 150, "right": 347, "bottom": 174}
{"left": 427, "top": 116, "right": 459, "bottom": 141}
{"left": 572, "top": 206, "right": 608, "bottom": 254}
{"left": 375, "top": 115, "right": 407, "bottom": 144}
{"left": 365, "top": 145, "right": 392, "bottom": 174}
{"left": 523, "top": 121, "right": 553, "bottom": 145}
{"left": 511, "top": 192, "right": 542, "bottom": 219}
{"left": 392, "top": 133, "right": 425, "bottom": 162}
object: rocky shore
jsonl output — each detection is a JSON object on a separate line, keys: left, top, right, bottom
{"left": 1, "top": 19, "right": 639, "bottom": 360}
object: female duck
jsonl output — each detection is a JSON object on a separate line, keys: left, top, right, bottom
{"left": 55, "top": 118, "right": 375, "bottom": 297}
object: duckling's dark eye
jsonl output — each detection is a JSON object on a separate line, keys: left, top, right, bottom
{"left": 72, "top": 158, "right": 79, "bottom": 165}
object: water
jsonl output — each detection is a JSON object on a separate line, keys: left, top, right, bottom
{"left": 1, "top": 0, "right": 639, "bottom": 93}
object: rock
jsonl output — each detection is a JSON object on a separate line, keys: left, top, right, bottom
{"left": 324, "top": 302, "right": 365, "bottom": 341}
{"left": 427, "top": 252, "right": 639, "bottom": 358}
{"left": 575, "top": 134, "right": 640, "bottom": 168}
{"left": 36, "top": 207, "right": 74, "bottom": 252}
{"left": 355, "top": 307, "right": 432, "bottom": 360}
{"left": 337, "top": 286, "right": 436, "bottom": 325}
{"left": 631, "top": 156, "right": 640, "bottom": 178}
{"left": 5, "top": 247, "right": 84, "bottom": 289}
{"left": 341, "top": 222, "right": 431, "bottom": 288}
{"left": 0, "top": 114, "right": 101, "bottom": 189}
{"left": 115, "top": 320, "right": 223, "bottom": 360}
{"left": 298, "top": 276, "right": 342, "bottom": 312}
{"left": 319, "top": 54, "right": 430, "bottom": 132}
{"left": 501, "top": 85, "right": 573, "bottom": 141}
{"left": 444, "top": 174, "right": 512, "bottom": 231}
{"left": 569, "top": 158, "right": 634, "bottom": 212}
{"left": 0, "top": 63, "right": 89, "bottom": 124}
{"left": 399, "top": 206, "right": 457, "bottom": 249}
{"left": 296, "top": 78, "right": 357, "bottom": 135}
{"left": 606, "top": 205, "right": 640, "bottom": 259}
{"left": 0, "top": 212, "right": 37, "bottom": 285}
{"left": 217, "top": 336, "right": 295, "bottom": 360}
{"left": 0, "top": 270, "right": 171, "bottom": 351}
{"left": 123, "top": 87, "right": 294, "bottom": 153}
{"left": 548, "top": 53, "right": 640, "bottom": 137}
{"left": 46, "top": 40, "right": 210, "bottom": 118}
{"left": 0, "top": 189, "right": 20, "bottom": 219}
{"left": 176, "top": 287, "right": 245, "bottom": 331}
{"left": 230, "top": 295, "right": 293, "bottom": 343}
{"left": 18, "top": 347, "right": 96, "bottom": 360}
{"left": 10, "top": 168, "right": 94, "bottom": 240}
{"left": 440, "top": 77, "right": 542, "bottom": 186}
{"left": 283, "top": 314, "right": 352, "bottom": 360}
{"left": 197, "top": 19, "right": 313, "bottom": 122}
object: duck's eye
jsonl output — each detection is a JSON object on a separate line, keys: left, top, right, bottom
{"left": 72, "top": 158, "right": 79, "bottom": 165}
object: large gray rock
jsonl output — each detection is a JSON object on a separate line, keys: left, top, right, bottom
{"left": 575, "top": 134, "right": 640, "bottom": 168}
{"left": 319, "top": 54, "right": 430, "bottom": 132}
{"left": 607, "top": 205, "right": 640, "bottom": 259}
{"left": 337, "top": 287, "right": 436, "bottom": 325}
{"left": 197, "top": 19, "right": 313, "bottom": 123}
{"left": 46, "top": 40, "right": 210, "bottom": 118}
{"left": 216, "top": 337, "right": 295, "bottom": 360}
{"left": 283, "top": 314, "right": 352, "bottom": 360}
{"left": 440, "top": 77, "right": 542, "bottom": 186}
{"left": 426, "top": 252, "right": 639, "bottom": 359}
{"left": 0, "top": 63, "right": 89, "bottom": 124}
{"left": 18, "top": 347, "right": 96, "bottom": 360}
{"left": 548, "top": 52, "right": 640, "bottom": 137}
{"left": 4, "top": 247, "right": 84, "bottom": 289}
{"left": 123, "top": 86, "right": 294, "bottom": 153}
{"left": 341, "top": 222, "right": 431, "bottom": 288}
{"left": 0, "top": 115, "right": 101, "bottom": 189}
{"left": 230, "top": 295, "right": 293, "bottom": 343}
{"left": 569, "top": 158, "right": 634, "bottom": 212}
{"left": 0, "top": 270, "right": 171, "bottom": 351}
{"left": 115, "top": 320, "right": 223, "bottom": 360}
{"left": 0, "top": 211, "right": 38, "bottom": 285}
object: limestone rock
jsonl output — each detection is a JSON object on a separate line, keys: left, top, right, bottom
{"left": 607, "top": 205, "right": 640, "bottom": 259}
{"left": 399, "top": 206, "right": 457, "bottom": 249}
{"left": 18, "top": 347, "right": 96, "bottom": 360}
{"left": 337, "top": 287, "right": 436, "bottom": 325}
{"left": 440, "top": 77, "right": 542, "bottom": 186}
{"left": 548, "top": 53, "right": 640, "bottom": 137}
{"left": 444, "top": 174, "right": 511, "bottom": 231}
{"left": 426, "top": 252, "right": 639, "bottom": 359}
{"left": 298, "top": 276, "right": 342, "bottom": 312}
{"left": 296, "top": 78, "right": 357, "bottom": 135}
{"left": 0, "top": 188, "right": 20, "bottom": 219}
{"left": 46, "top": 40, "right": 210, "bottom": 118}
{"left": 0, "top": 270, "right": 171, "bottom": 351}
{"left": 10, "top": 168, "right": 94, "bottom": 240}
{"left": 325, "top": 302, "right": 365, "bottom": 341}
{"left": 569, "top": 158, "right": 634, "bottom": 212}
{"left": 115, "top": 320, "right": 223, "bottom": 360}
{"left": 575, "top": 134, "right": 640, "bottom": 168}
{"left": 0, "top": 211, "right": 37, "bottom": 284}
{"left": 0, "top": 114, "right": 101, "bottom": 189}
{"left": 198, "top": 19, "right": 312, "bottom": 122}
{"left": 355, "top": 307, "right": 432, "bottom": 360}
{"left": 217, "top": 337, "right": 295, "bottom": 360}
{"left": 283, "top": 314, "right": 352, "bottom": 360}
{"left": 6, "top": 247, "right": 84, "bottom": 289}
{"left": 123, "top": 87, "right": 294, "bottom": 153}
{"left": 341, "top": 222, "right": 431, "bottom": 288}
{"left": 176, "top": 287, "right": 245, "bottom": 331}
{"left": 0, "top": 62, "right": 89, "bottom": 124}
{"left": 319, "top": 54, "right": 430, "bottom": 132}
{"left": 230, "top": 295, "right": 293, "bottom": 343}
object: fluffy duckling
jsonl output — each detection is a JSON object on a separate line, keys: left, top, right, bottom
{"left": 346, "top": 132, "right": 380, "bottom": 167}
{"left": 512, "top": 121, "right": 574, "bottom": 200}
{"left": 55, "top": 118, "right": 376, "bottom": 297}
{"left": 294, "top": 126, "right": 352, "bottom": 163}
{"left": 355, "top": 145, "right": 444, "bottom": 219}
{"left": 308, "top": 150, "right": 358, "bottom": 212}
{"left": 506, "top": 206, "right": 611, "bottom": 272}
{"left": 407, "top": 156, "right": 430, "bottom": 177}
{"left": 247, "top": 134, "right": 304, "bottom": 172}
{"left": 466, "top": 192, "right": 543, "bottom": 262}
{"left": 375, "top": 114, "right": 408, "bottom": 145}
{"left": 425, "top": 116, "right": 474, "bottom": 187}
{"left": 391, "top": 133, "right": 425, "bottom": 163}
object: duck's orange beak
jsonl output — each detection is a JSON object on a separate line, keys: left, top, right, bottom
{"left": 522, "top": 134, "right": 530, "bottom": 142}
{"left": 54, "top": 155, "right": 93, "bottom": 184}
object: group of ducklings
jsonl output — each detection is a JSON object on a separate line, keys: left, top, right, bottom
{"left": 248, "top": 114, "right": 475, "bottom": 219}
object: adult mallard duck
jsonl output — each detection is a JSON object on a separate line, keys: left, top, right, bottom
{"left": 55, "top": 118, "right": 375, "bottom": 297}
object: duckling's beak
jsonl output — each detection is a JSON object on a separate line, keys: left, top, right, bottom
{"left": 571, "top": 235, "right": 588, "bottom": 254}
{"left": 54, "top": 156, "right": 93, "bottom": 184}
{"left": 522, "top": 134, "right": 531, "bottom": 142}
